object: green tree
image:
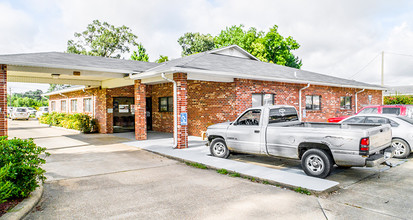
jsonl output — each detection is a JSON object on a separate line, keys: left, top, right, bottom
{"left": 67, "top": 20, "right": 140, "bottom": 59}
{"left": 177, "top": 24, "right": 302, "bottom": 69}
{"left": 130, "top": 43, "right": 149, "bottom": 61}
{"left": 214, "top": 25, "right": 264, "bottom": 53}
{"left": 177, "top": 32, "right": 215, "bottom": 56}
{"left": 155, "top": 55, "right": 169, "bottom": 63}
{"left": 47, "top": 84, "right": 71, "bottom": 93}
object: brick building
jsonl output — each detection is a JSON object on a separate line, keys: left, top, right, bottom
{"left": 40, "top": 45, "right": 385, "bottom": 148}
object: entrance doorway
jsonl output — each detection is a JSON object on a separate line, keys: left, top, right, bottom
{"left": 113, "top": 97, "right": 135, "bottom": 133}
{"left": 146, "top": 97, "right": 152, "bottom": 130}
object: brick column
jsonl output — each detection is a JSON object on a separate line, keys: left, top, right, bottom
{"left": 0, "top": 65, "right": 7, "bottom": 136}
{"left": 134, "top": 80, "right": 146, "bottom": 140}
{"left": 174, "top": 73, "right": 188, "bottom": 149}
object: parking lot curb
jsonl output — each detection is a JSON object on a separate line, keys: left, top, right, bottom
{"left": 141, "top": 148, "right": 339, "bottom": 196}
{"left": 0, "top": 184, "right": 44, "bottom": 220}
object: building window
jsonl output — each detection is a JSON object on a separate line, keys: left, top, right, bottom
{"left": 61, "top": 100, "right": 67, "bottom": 112}
{"left": 84, "top": 98, "right": 92, "bottom": 113}
{"left": 252, "top": 93, "right": 274, "bottom": 107}
{"left": 51, "top": 101, "right": 56, "bottom": 111}
{"left": 340, "top": 96, "right": 352, "bottom": 109}
{"left": 159, "top": 97, "right": 173, "bottom": 112}
{"left": 306, "top": 95, "right": 321, "bottom": 110}
{"left": 71, "top": 99, "right": 77, "bottom": 112}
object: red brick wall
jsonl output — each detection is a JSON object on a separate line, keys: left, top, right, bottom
{"left": 49, "top": 86, "right": 134, "bottom": 133}
{"left": 134, "top": 80, "right": 146, "bottom": 140}
{"left": 147, "top": 83, "right": 174, "bottom": 133}
{"left": 0, "top": 65, "right": 7, "bottom": 136}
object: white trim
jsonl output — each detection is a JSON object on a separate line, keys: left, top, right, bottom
{"left": 42, "top": 86, "right": 98, "bottom": 96}
{"left": 130, "top": 67, "right": 385, "bottom": 90}
{"left": 70, "top": 98, "right": 78, "bottom": 113}
{"left": 209, "top": 45, "right": 260, "bottom": 61}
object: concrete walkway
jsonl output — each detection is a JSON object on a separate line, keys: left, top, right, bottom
{"left": 120, "top": 133, "right": 338, "bottom": 193}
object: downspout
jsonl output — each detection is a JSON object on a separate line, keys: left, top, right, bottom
{"left": 355, "top": 89, "right": 365, "bottom": 113}
{"left": 83, "top": 88, "right": 95, "bottom": 118}
{"left": 299, "top": 84, "right": 310, "bottom": 121}
{"left": 59, "top": 93, "right": 68, "bottom": 113}
{"left": 161, "top": 73, "right": 178, "bottom": 149}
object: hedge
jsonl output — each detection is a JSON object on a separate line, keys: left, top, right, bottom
{"left": 384, "top": 95, "right": 413, "bottom": 105}
{"left": 0, "top": 137, "right": 49, "bottom": 202}
{"left": 39, "top": 112, "right": 98, "bottom": 133}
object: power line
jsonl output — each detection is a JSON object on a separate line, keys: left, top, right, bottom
{"left": 349, "top": 53, "right": 380, "bottom": 79}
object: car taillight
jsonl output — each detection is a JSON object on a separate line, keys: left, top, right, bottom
{"left": 359, "top": 137, "right": 369, "bottom": 155}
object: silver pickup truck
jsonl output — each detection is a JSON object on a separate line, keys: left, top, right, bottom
{"left": 206, "top": 105, "right": 394, "bottom": 178}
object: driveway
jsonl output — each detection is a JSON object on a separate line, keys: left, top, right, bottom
{"left": 8, "top": 120, "right": 412, "bottom": 219}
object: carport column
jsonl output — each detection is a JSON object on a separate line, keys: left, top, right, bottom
{"left": 173, "top": 73, "right": 188, "bottom": 149}
{"left": 0, "top": 65, "right": 6, "bottom": 137}
{"left": 134, "top": 80, "right": 147, "bottom": 140}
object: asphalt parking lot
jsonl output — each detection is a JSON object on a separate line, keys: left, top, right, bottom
{"left": 8, "top": 119, "right": 413, "bottom": 219}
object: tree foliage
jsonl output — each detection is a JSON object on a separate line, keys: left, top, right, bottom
{"left": 155, "top": 55, "right": 169, "bottom": 63}
{"left": 67, "top": 20, "right": 140, "bottom": 59}
{"left": 177, "top": 32, "right": 215, "bottom": 56}
{"left": 177, "top": 24, "right": 302, "bottom": 69}
{"left": 8, "top": 90, "right": 49, "bottom": 108}
{"left": 130, "top": 43, "right": 149, "bottom": 62}
{"left": 47, "top": 84, "right": 71, "bottom": 93}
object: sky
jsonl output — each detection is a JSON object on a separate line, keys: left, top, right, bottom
{"left": 1, "top": 0, "right": 413, "bottom": 93}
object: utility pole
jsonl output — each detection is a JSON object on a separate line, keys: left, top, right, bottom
{"left": 381, "top": 51, "right": 384, "bottom": 86}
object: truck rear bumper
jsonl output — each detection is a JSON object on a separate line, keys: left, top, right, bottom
{"left": 366, "top": 147, "right": 395, "bottom": 167}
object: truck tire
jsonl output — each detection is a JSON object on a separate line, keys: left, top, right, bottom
{"left": 210, "top": 138, "right": 230, "bottom": 159}
{"left": 301, "top": 149, "right": 333, "bottom": 178}
{"left": 392, "top": 138, "right": 411, "bottom": 159}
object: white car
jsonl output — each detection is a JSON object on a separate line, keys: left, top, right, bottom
{"left": 10, "top": 107, "right": 30, "bottom": 120}
{"left": 341, "top": 114, "right": 413, "bottom": 158}
{"left": 26, "top": 107, "right": 37, "bottom": 115}
{"left": 35, "top": 107, "right": 49, "bottom": 119}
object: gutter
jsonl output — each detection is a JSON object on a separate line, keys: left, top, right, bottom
{"left": 130, "top": 67, "right": 385, "bottom": 91}
{"left": 355, "top": 89, "right": 365, "bottom": 113}
{"left": 161, "top": 73, "right": 178, "bottom": 149}
{"left": 299, "top": 84, "right": 310, "bottom": 121}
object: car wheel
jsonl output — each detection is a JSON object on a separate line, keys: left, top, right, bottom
{"left": 210, "top": 138, "right": 230, "bottom": 159}
{"left": 301, "top": 149, "right": 334, "bottom": 178}
{"left": 392, "top": 138, "right": 411, "bottom": 159}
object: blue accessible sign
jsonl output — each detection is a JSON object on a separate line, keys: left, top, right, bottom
{"left": 180, "top": 112, "right": 187, "bottom": 125}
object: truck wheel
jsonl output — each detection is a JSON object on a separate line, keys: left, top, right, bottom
{"left": 392, "top": 138, "right": 411, "bottom": 159}
{"left": 210, "top": 138, "right": 230, "bottom": 159}
{"left": 301, "top": 149, "right": 333, "bottom": 178}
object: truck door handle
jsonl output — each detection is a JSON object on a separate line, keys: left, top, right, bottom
{"left": 254, "top": 130, "right": 260, "bottom": 133}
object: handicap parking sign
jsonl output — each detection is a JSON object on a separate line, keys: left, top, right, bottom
{"left": 180, "top": 112, "right": 187, "bottom": 125}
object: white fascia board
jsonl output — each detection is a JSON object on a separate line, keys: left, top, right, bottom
{"left": 4, "top": 62, "right": 132, "bottom": 74}
{"left": 130, "top": 67, "right": 385, "bottom": 90}
{"left": 42, "top": 85, "right": 99, "bottom": 96}
{"left": 9, "top": 65, "right": 126, "bottom": 78}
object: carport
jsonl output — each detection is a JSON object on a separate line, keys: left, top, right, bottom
{"left": 0, "top": 52, "right": 158, "bottom": 138}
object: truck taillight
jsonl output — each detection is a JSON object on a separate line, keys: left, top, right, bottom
{"left": 359, "top": 137, "right": 369, "bottom": 155}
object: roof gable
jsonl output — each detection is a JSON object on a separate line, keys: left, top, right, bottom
{"left": 209, "top": 45, "right": 259, "bottom": 61}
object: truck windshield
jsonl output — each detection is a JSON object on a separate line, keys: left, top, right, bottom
{"left": 269, "top": 108, "right": 298, "bottom": 123}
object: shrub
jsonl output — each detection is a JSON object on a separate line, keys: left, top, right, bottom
{"left": 0, "top": 136, "right": 49, "bottom": 199}
{"left": 39, "top": 112, "right": 98, "bottom": 133}
{"left": 384, "top": 95, "right": 413, "bottom": 105}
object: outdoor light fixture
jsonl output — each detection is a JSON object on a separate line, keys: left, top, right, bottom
{"left": 51, "top": 74, "right": 60, "bottom": 79}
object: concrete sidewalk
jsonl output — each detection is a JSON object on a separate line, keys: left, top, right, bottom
{"left": 121, "top": 134, "right": 339, "bottom": 193}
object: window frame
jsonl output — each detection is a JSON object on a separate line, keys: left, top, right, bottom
{"left": 51, "top": 101, "right": 56, "bottom": 111}
{"left": 83, "top": 98, "right": 92, "bottom": 113}
{"left": 159, "top": 96, "right": 173, "bottom": 112}
{"left": 305, "top": 95, "right": 321, "bottom": 110}
{"left": 61, "top": 100, "right": 67, "bottom": 112}
{"left": 252, "top": 93, "right": 275, "bottom": 107}
{"left": 235, "top": 109, "right": 261, "bottom": 126}
{"left": 70, "top": 99, "right": 77, "bottom": 112}
{"left": 340, "top": 96, "right": 352, "bottom": 110}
